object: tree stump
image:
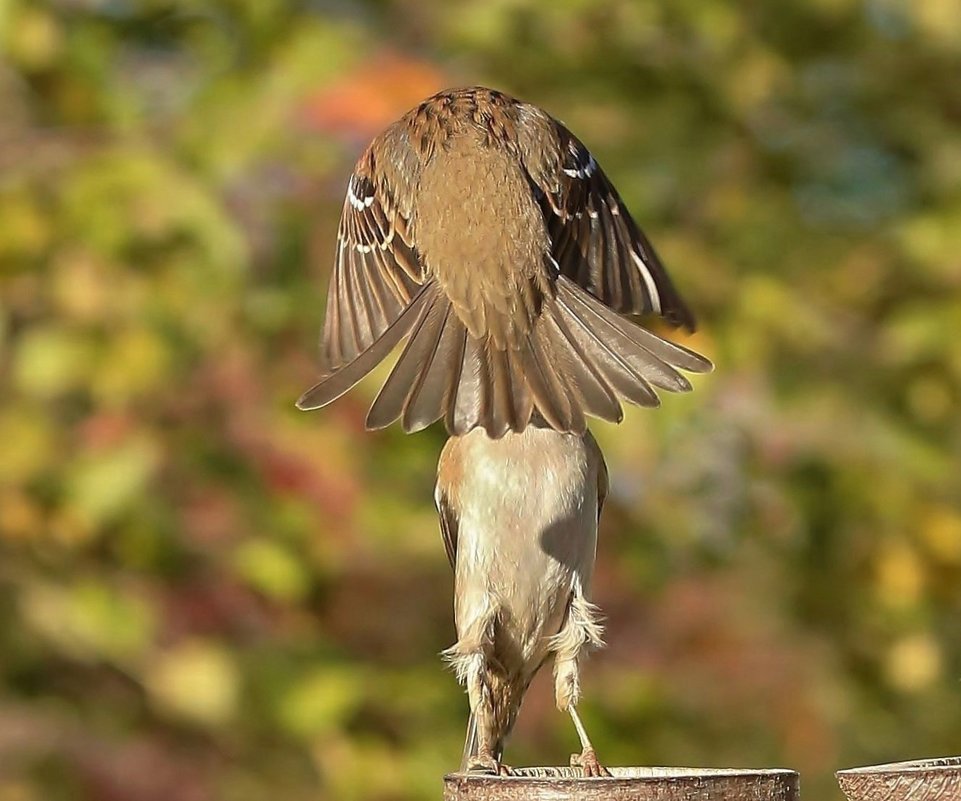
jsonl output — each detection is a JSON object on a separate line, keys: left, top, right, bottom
{"left": 837, "top": 756, "right": 961, "bottom": 801}
{"left": 443, "top": 766, "right": 799, "bottom": 801}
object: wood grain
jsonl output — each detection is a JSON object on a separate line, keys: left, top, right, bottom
{"left": 443, "top": 766, "right": 799, "bottom": 801}
{"left": 837, "top": 756, "right": 961, "bottom": 801}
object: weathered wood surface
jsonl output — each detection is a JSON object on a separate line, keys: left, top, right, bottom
{"left": 443, "top": 766, "right": 800, "bottom": 801}
{"left": 837, "top": 756, "right": 961, "bottom": 801}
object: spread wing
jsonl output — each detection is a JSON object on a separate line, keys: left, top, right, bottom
{"left": 522, "top": 118, "right": 697, "bottom": 332}
{"left": 320, "top": 140, "right": 424, "bottom": 372}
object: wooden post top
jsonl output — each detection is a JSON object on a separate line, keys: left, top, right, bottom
{"left": 837, "top": 756, "right": 961, "bottom": 801}
{"left": 443, "top": 766, "right": 800, "bottom": 801}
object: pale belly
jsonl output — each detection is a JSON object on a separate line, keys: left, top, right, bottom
{"left": 444, "top": 426, "right": 601, "bottom": 677}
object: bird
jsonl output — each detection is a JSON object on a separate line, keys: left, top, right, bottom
{"left": 296, "top": 86, "right": 711, "bottom": 436}
{"left": 297, "top": 86, "right": 712, "bottom": 775}
{"left": 436, "top": 423, "right": 611, "bottom": 776}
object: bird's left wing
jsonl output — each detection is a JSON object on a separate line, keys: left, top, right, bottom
{"left": 320, "top": 136, "right": 424, "bottom": 372}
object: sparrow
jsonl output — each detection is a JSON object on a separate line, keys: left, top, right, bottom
{"left": 296, "top": 86, "right": 712, "bottom": 435}
{"left": 297, "top": 87, "right": 712, "bottom": 775}
{"left": 436, "top": 423, "right": 610, "bottom": 776}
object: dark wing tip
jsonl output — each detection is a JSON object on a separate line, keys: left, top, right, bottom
{"left": 534, "top": 121, "right": 702, "bottom": 335}
{"left": 667, "top": 301, "right": 698, "bottom": 333}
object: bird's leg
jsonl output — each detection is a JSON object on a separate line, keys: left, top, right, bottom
{"left": 466, "top": 713, "right": 512, "bottom": 775}
{"left": 568, "top": 705, "right": 610, "bottom": 778}
{"left": 466, "top": 705, "right": 500, "bottom": 775}
{"left": 463, "top": 657, "right": 512, "bottom": 775}
{"left": 553, "top": 588, "right": 609, "bottom": 777}
{"left": 556, "top": 659, "right": 610, "bottom": 776}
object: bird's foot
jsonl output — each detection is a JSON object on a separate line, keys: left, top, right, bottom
{"left": 570, "top": 747, "right": 611, "bottom": 778}
{"left": 466, "top": 754, "right": 513, "bottom": 776}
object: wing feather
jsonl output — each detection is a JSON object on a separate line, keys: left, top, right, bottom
{"left": 320, "top": 143, "right": 424, "bottom": 372}
{"left": 521, "top": 119, "right": 697, "bottom": 331}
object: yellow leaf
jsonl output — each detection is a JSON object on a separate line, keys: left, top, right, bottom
{"left": 920, "top": 505, "right": 961, "bottom": 564}
{"left": 232, "top": 538, "right": 311, "bottom": 602}
{"left": 66, "top": 436, "right": 160, "bottom": 527}
{"left": 885, "top": 633, "right": 943, "bottom": 692}
{"left": 145, "top": 639, "right": 240, "bottom": 727}
{"left": 912, "top": 0, "right": 961, "bottom": 49}
{"left": 874, "top": 541, "right": 924, "bottom": 609}
{"left": 0, "top": 489, "right": 43, "bottom": 541}
{"left": 278, "top": 666, "right": 367, "bottom": 737}
{"left": 3, "top": 7, "right": 63, "bottom": 70}
{"left": 92, "top": 327, "right": 173, "bottom": 404}
{"left": 0, "top": 407, "right": 56, "bottom": 483}
{"left": 12, "top": 325, "right": 95, "bottom": 399}
{"left": 20, "top": 581, "right": 155, "bottom": 664}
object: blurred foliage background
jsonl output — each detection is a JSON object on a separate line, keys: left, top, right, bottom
{"left": 1, "top": 1, "right": 960, "bottom": 799}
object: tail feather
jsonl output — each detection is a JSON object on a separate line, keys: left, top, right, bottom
{"left": 622, "top": 319, "right": 710, "bottom": 374}
{"left": 558, "top": 278, "right": 698, "bottom": 392}
{"left": 506, "top": 348, "right": 534, "bottom": 430}
{"left": 438, "top": 324, "right": 469, "bottom": 435}
{"left": 450, "top": 334, "right": 484, "bottom": 436}
{"left": 518, "top": 326, "right": 576, "bottom": 432}
{"left": 554, "top": 290, "right": 661, "bottom": 408}
{"left": 402, "top": 302, "right": 460, "bottom": 432}
{"left": 299, "top": 276, "right": 712, "bottom": 436}
{"left": 560, "top": 276, "right": 711, "bottom": 377}
{"left": 366, "top": 288, "right": 446, "bottom": 429}
{"left": 534, "top": 322, "right": 586, "bottom": 433}
{"left": 541, "top": 306, "right": 623, "bottom": 424}
{"left": 296, "top": 285, "right": 432, "bottom": 411}
{"left": 488, "top": 347, "right": 516, "bottom": 438}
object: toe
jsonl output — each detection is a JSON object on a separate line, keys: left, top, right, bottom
{"left": 571, "top": 748, "right": 610, "bottom": 778}
{"left": 466, "top": 755, "right": 499, "bottom": 775}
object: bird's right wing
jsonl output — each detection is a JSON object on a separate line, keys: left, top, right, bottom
{"left": 518, "top": 112, "right": 696, "bottom": 331}
{"left": 320, "top": 136, "right": 425, "bottom": 372}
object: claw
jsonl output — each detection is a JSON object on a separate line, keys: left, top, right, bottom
{"left": 466, "top": 754, "right": 513, "bottom": 776}
{"left": 570, "top": 747, "right": 611, "bottom": 778}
